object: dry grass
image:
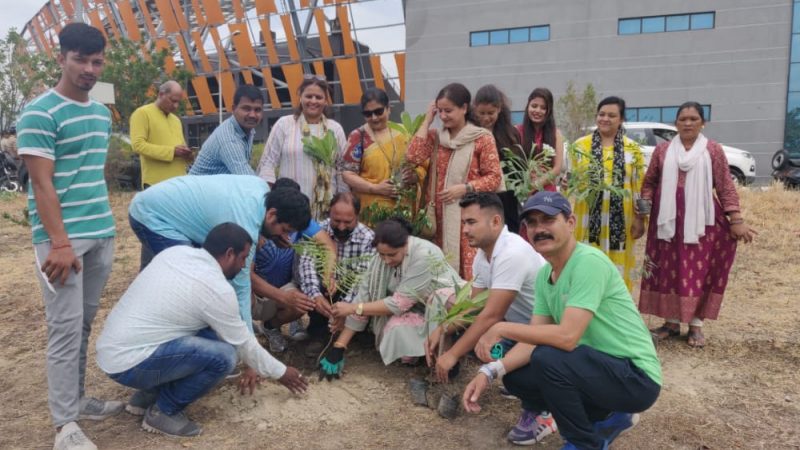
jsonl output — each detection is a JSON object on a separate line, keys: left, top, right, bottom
{"left": 0, "top": 185, "right": 798, "bottom": 449}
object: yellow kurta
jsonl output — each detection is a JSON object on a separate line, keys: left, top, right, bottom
{"left": 570, "top": 135, "right": 644, "bottom": 291}
{"left": 130, "top": 103, "right": 187, "bottom": 187}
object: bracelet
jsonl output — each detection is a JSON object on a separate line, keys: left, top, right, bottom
{"left": 355, "top": 303, "right": 364, "bottom": 316}
{"left": 51, "top": 243, "right": 71, "bottom": 250}
{"left": 729, "top": 218, "right": 744, "bottom": 225}
{"left": 478, "top": 365, "right": 495, "bottom": 383}
{"left": 478, "top": 360, "right": 508, "bottom": 384}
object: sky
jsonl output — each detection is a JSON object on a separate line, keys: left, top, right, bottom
{"left": 0, "top": 2, "right": 44, "bottom": 38}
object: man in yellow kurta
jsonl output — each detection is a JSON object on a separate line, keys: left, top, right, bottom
{"left": 130, "top": 80, "right": 191, "bottom": 188}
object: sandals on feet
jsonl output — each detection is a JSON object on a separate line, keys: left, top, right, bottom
{"left": 687, "top": 327, "right": 706, "bottom": 348}
{"left": 650, "top": 325, "right": 680, "bottom": 341}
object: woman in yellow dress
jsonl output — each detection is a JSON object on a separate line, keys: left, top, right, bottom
{"left": 339, "top": 88, "right": 426, "bottom": 222}
{"left": 569, "top": 96, "right": 646, "bottom": 290}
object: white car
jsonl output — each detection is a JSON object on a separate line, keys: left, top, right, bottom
{"left": 623, "top": 122, "right": 756, "bottom": 184}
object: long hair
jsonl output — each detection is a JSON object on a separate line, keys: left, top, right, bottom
{"left": 521, "top": 87, "right": 557, "bottom": 157}
{"left": 474, "top": 84, "right": 519, "bottom": 156}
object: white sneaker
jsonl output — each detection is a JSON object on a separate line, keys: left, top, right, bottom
{"left": 78, "top": 397, "right": 124, "bottom": 421}
{"left": 53, "top": 422, "right": 97, "bottom": 450}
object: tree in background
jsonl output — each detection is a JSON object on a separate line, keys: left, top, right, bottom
{"left": 556, "top": 81, "right": 599, "bottom": 143}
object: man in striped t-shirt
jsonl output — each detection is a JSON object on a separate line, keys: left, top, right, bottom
{"left": 17, "top": 23, "right": 122, "bottom": 450}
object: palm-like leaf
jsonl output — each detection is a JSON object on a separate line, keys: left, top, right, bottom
{"left": 302, "top": 130, "right": 337, "bottom": 167}
{"left": 388, "top": 112, "right": 426, "bottom": 138}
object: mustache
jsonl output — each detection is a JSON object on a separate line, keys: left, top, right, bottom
{"left": 532, "top": 233, "right": 554, "bottom": 242}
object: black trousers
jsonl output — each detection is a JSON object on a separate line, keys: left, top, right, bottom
{"left": 503, "top": 345, "right": 660, "bottom": 450}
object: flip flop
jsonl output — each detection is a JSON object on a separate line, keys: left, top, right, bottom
{"left": 650, "top": 325, "right": 680, "bottom": 341}
{"left": 687, "top": 328, "right": 706, "bottom": 348}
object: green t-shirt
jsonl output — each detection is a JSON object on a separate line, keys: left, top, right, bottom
{"left": 17, "top": 89, "right": 115, "bottom": 244}
{"left": 534, "top": 243, "right": 662, "bottom": 385}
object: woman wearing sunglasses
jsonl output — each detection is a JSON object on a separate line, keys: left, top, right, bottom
{"left": 338, "top": 88, "right": 426, "bottom": 223}
{"left": 258, "top": 76, "right": 348, "bottom": 217}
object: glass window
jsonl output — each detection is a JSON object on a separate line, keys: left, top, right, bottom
{"left": 638, "top": 108, "right": 661, "bottom": 122}
{"left": 530, "top": 26, "right": 550, "bottom": 41}
{"left": 625, "top": 128, "right": 649, "bottom": 146}
{"left": 653, "top": 128, "right": 677, "bottom": 144}
{"left": 662, "top": 106, "right": 679, "bottom": 123}
{"left": 618, "top": 18, "right": 641, "bottom": 35}
{"left": 511, "top": 111, "right": 525, "bottom": 125}
{"left": 666, "top": 14, "right": 690, "bottom": 32}
{"left": 625, "top": 109, "right": 638, "bottom": 122}
{"left": 793, "top": 35, "right": 800, "bottom": 63}
{"left": 490, "top": 29, "right": 509, "bottom": 45}
{"left": 794, "top": 4, "right": 800, "bottom": 34}
{"left": 509, "top": 27, "right": 529, "bottom": 43}
{"left": 470, "top": 31, "right": 489, "bottom": 47}
{"left": 790, "top": 63, "right": 800, "bottom": 93}
{"left": 691, "top": 12, "right": 715, "bottom": 30}
{"left": 642, "top": 16, "right": 665, "bottom": 33}
{"left": 702, "top": 105, "right": 712, "bottom": 121}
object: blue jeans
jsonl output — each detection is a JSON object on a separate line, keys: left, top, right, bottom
{"left": 129, "top": 214, "right": 194, "bottom": 270}
{"left": 109, "top": 334, "right": 236, "bottom": 415}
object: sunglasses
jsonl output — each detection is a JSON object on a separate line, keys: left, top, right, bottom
{"left": 362, "top": 107, "right": 385, "bottom": 118}
{"left": 303, "top": 74, "right": 326, "bottom": 81}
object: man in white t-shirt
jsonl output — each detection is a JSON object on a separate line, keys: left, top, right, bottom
{"left": 96, "top": 223, "right": 308, "bottom": 438}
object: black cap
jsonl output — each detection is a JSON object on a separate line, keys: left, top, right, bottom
{"left": 521, "top": 191, "right": 572, "bottom": 218}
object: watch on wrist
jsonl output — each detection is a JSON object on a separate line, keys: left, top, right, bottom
{"left": 355, "top": 303, "right": 364, "bottom": 316}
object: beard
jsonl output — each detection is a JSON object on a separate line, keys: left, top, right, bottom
{"left": 332, "top": 227, "right": 354, "bottom": 241}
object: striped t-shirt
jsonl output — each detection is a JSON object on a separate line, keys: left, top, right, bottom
{"left": 17, "top": 89, "right": 116, "bottom": 244}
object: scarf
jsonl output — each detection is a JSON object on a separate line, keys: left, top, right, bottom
{"left": 439, "top": 123, "right": 492, "bottom": 271}
{"left": 657, "top": 134, "right": 714, "bottom": 244}
{"left": 588, "top": 127, "right": 626, "bottom": 250}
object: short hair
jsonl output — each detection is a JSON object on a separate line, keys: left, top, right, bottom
{"left": 58, "top": 23, "right": 106, "bottom": 56}
{"left": 458, "top": 192, "right": 505, "bottom": 222}
{"left": 203, "top": 222, "right": 253, "bottom": 258}
{"left": 360, "top": 87, "right": 390, "bottom": 109}
{"left": 597, "top": 96, "right": 626, "bottom": 120}
{"left": 273, "top": 177, "right": 301, "bottom": 191}
{"left": 158, "top": 80, "right": 181, "bottom": 95}
{"left": 675, "top": 101, "right": 706, "bottom": 123}
{"left": 233, "top": 85, "right": 265, "bottom": 106}
{"left": 266, "top": 187, "right": 311, "bottom": 231}
{"left": 373, "top": 217, "right": 413, "bottom": 248}
{"left": 330, "top": 191, "right": 361, "bottom": 215}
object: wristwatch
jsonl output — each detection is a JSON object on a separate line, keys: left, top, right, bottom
{"left": 355, "top": 303, "right": 364, "bottom": 316}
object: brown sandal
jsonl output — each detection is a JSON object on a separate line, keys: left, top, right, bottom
{"left": 650, "top": 324, "right": 680, "bottom": 341}
{"left": 687, "top": 327, "right": 706, "bottom": 348}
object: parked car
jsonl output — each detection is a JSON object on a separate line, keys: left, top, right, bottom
{"left": 622, "top": 122, "right": 757, "bottom": 185}
{"left": 771, "top": 148, "right": 800, "bottom": 188}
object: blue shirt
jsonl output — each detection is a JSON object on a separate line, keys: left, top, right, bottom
{"left": 189, "top": 116, "right": 255, "bottom": 176}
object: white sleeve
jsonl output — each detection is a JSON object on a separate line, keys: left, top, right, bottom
{"left": 489, "top": 249, "right": 532, "bottom": 292}
{"left": 472, "top": 251, "right": 488, "bottom": 288}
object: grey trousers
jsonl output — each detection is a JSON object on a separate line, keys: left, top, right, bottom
{"left": 33, "top": 238, "right": 114, "bottom": 427}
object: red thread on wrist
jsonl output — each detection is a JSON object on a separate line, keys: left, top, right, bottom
{"left": 51, "top": 243, "right": 72, "bottom": 250}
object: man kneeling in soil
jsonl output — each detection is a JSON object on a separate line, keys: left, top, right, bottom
{"left": 462, "top": 192, "right": 662, "bottom": 450}
{"left": 96, "top": 223, "right": 307, "bottom": 437}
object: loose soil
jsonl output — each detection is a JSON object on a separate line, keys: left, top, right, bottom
{"left": 0, "top": 186, "right": 798, "bottom": 449}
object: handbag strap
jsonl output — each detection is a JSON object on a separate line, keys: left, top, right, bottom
{"left": 427, "top": 131, "right": 439, "bottom": 204}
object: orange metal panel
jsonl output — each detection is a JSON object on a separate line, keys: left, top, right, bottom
{"left": 30, "top": 20, "right": 48, "bottom": 54}
{"left": 254, "top": 0, "right": 277, "bottom": 15}
{"left": 281, "top": 63, "right": 304, "bottom": 107}
{"left": 394, "top": 52, "right": 406, "bottom": 101}
{"left": 335, "top": 6, "right": 355, "bottom": 55}
{"left": 260, "top": 68, "right": 282, "bottom": 109}
{"left": 87, "top": 10, "right": 108, "bottom": 40}
{"left": 218, "top": 71, "right": 236, "bottom": 112}
{"left": 170, "top": 0, "right": 190, "bottom": 30}
{"left": 191, "top": 31, "right": 213, "bottom": 73}
{"left": 201, "top": 0, "right": 225, "bottom": 25}
{"left": 117, "top": 0, "right": 141, "bottom": 41}
{"left": 334, "top": 57, "right": 363, "bottom": 104}
{"left": 229, "top": 23, "right": 260, "bottom": 67}
{"left": 99, "top": 1, "right": 121, "bottom": 39}
{"left": 61, "top": 0, "right": 75, "bottom": 18}
{"left": 231, "top": 0, "right": 244, "bottom": 21}
{"left": 208, "top": 26, "right": 230, "bottom": 70}
{"left": 299, "top": 0, "right": 310, "bottom": 7}
{"left": 313, "top": 61, "right": 325, "bottom": 77}
{"left": 369, "top": 54, "right": 385, "bottom": 90}
{"left": 258, "top": 19, "right": 279, "bottom": 65}
{"left": 314, "top": 8, "right": 333, "bottom": 57}
{"left": 138, "top": 0, "right": 157, "bottom": 36}
{"left": 280, "top": 14, "right": 300, "bottom": 61}
{"left": 242, "top": 70, "right": 254, "bottom": 85}
{"left": 153, "top": 0, "right": 180, "bottom": 33}
{"left": 175, "top": 34, "right": 196, "bottom": 73}
{"left": 323, "top": 0, "right": 333, "bottom": 4}
{"left": 191, "top": 76, "right": 218, "bottom": 114}
{"left": 39, "top": 8, "right": 52, "bottom": 27}
{"left": 156, "top": 38, "right": 177, "bottom": 73}
{"left": 191, "top": 0, "right": 206, "bottom": 27}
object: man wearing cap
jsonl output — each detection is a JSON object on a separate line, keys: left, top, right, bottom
{"left": 462, "top": 191, "right": 662, "bottom": 450}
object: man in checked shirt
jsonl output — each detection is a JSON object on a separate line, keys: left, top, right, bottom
{"left": 295, "top": 192, "right": 375, "bottom": 355}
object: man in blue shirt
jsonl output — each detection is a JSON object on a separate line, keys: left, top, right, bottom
{"left": 189, "top": 85, "right": 263, "bottom": 176}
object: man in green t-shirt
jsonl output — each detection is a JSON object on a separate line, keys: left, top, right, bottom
{"left": 461, "top": 192, "right": 661, "bottom": 450}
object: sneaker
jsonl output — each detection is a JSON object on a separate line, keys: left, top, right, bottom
{"left": 507, "top": 410, "right": 558, "bottom": 445}
{"left": 54, "top": 422, "right": 97, "bottom": 450}
{"left": 255, "top": 321, "right": 287, "bottom": 353}
{"left": 142, "top": 404, "right": 202, "bottom": 437}
{"left": 125, "top": 390, "right": 158, "bottom": 416}
{"left": 499, "top": 385, "right": 518, "bottom": 400}
{"left": 78, "top": 396, "right": 124, "bottom": 421}
{"left": 594, "top": 412, "right": 639, "bottom": 445}
{"left": 288, "top": 319, "right": 309, "bottom": 342}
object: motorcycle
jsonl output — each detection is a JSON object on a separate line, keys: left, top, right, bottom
{"left": 771, "top": 149, "right": 800, "bottom": 188}
{"left": 0, "top": 151, "right": 21, "bottom": 192}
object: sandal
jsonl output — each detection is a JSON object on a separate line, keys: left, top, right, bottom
{"left": 650, "top": 324, "right": 680, "bottom": 341}
{"left": 687, "top": 327, "right": 706, "bottom": 348}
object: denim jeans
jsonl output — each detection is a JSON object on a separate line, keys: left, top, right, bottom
{"left": 128, "top": 214, "right": 193, "bottom": 270}
{"left": 109, "top": 334, "right": 236, "bottom": 415}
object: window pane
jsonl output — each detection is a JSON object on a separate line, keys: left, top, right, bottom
{"left": 666, "top": 15, "right": 690, "bottom": 32}
{"left": 642, "top": 16, "right": 665, "bottom": 33}
{"left": 691, "top": 12, "right": 715, "bottom": 30}
{"left": 509, "top": 28, "right": 529, "bottom": 43}
{"left": 490, "top": 29, "right": 509, "bottom": 45}
{"left": 511, "top": 111, "right": 525, "bottom": 125}
{"left": 789, "top": 93, "right": 800, "bottom": 113}
{"left": 793, "top": 35, "right": 800, "bottom": 62}
{"left": 702, "top": 105, "right": 711, "bottom": 121}
{"left": 471, "top": 32, "right": 489, "bottom": 47}
{"left": 618, "top": 18, "right": 641, "bottom": 35}
{"left": 625, "top": 109, "right": 638, "bottom": 122}
{"left": 625, "top": 129, "right": 648, "bottom": 146}
{"left": 530, "top": 25, "right": 550, "bottom": 41}
{"left": 638, "top": 108, "right": 661, "bottom": 122}
{"left": 794, "top": 4, "right": 800, "bottom": 34}
{"left": 662, "top": 107, "right": 679, "bottom": 123}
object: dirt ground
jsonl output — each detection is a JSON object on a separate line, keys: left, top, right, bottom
{"left": 0, "top": 185, "right": 798, "bottom": 450}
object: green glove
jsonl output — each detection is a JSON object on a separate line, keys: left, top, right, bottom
{"left": 318, "top": 346, "right": 345, "bottom": 381}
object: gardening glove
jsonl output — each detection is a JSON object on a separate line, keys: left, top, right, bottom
{"left": 318, "top": 346, "right": 345, "bottom": 382}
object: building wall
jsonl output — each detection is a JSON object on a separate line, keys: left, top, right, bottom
{"left": 405, "top": 0, "right": 791, "bottom": 181}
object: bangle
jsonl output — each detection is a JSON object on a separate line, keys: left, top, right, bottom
{"left": 478, "top": 365, "right": 495, "bottom": 383}
{"left": 355, "top": 303, "right": 364, "bottom": 316}
{"left": 51, "top": 242, "right": 71, "bottom": 250}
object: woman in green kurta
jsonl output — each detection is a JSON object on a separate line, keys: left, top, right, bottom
{"left": 320, "top": 218, "right": 463, "bottom": 380}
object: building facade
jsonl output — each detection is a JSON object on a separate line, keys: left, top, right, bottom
{"left": 405, "top": 0, "right": 793, "bottom": 182}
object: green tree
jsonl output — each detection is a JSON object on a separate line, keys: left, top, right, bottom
{"left": 556, "top": 81, "right": 599, "bottom": 143}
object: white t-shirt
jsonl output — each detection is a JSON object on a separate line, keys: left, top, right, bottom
{"left": 472, "top": 227, "right": 546, "bottom": 324}
{"left": 96, "top": 246, "right": 286, "bottom": 379}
